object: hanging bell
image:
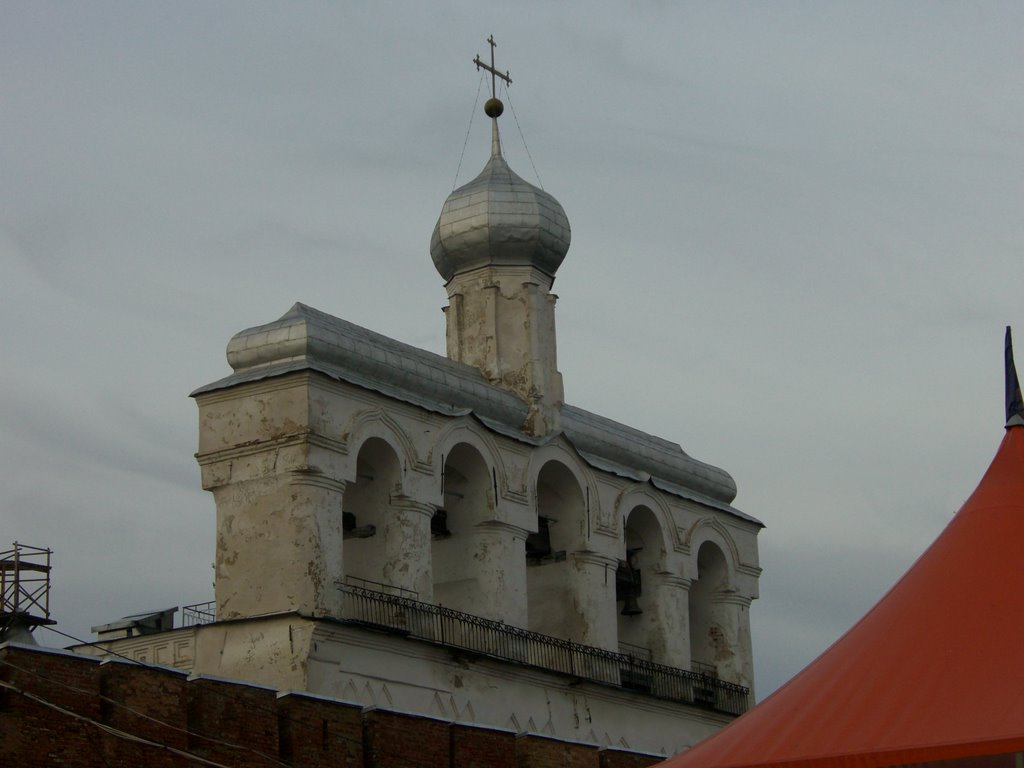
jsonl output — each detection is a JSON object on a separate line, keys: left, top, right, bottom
{"left": 621, "top": 591, "right": 643, "bottom": 616}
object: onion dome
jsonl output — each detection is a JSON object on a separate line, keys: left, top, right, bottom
{"left": 431, "top": 122, "right": 571, "bottom": 283}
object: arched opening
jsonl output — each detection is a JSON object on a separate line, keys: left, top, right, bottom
{"left": 689, "top": 541, "right": 730, "bottom": 676}
{"left": 526, "top": 460, "right": 587, "bottom": 640}
{"left": 432, "top": 443, "right": 493, "bottom": 612}
{"left": 342, "top": 437, "right": 402, "bottom": 591}
{"left": 616, "top": 506, "right": 665, "bottom": 663}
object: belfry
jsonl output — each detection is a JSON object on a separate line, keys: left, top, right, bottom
{"left": 432, "top": 38, "right": 570, "bottom": 436}
{"left": 84, "top": 40, "right": 763, "bottom": 758}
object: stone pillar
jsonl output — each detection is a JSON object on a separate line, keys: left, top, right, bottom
{"left": 568, "top": 552, "right": 619, "bottom": 651}
{"left": 472, "top": 521, "right": 529, "bottom": 628}
{"left": 291, "top": 473, "right": 347, "bottom": 619}
{"left": 709, "top": 592, "right": 754, "bottom": 692}
{"left": 383, "top": 497, "right": 434, "bottom": 602}
{"left": 208, "top": 465, "right": 346, "bottom": 621}
{"left": 648, "top": 573, "right": 692, "bottom": 670}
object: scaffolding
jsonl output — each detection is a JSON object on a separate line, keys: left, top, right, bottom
{"left": 0, "top": 542, "right": 56, "bottom": 639}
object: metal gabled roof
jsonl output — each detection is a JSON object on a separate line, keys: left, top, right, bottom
{"left": 193, "top": 302, "right": 757, "bottom": 523}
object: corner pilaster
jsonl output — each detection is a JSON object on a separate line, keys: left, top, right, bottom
{"left": 709, "top": 591, "right": 754, "bottom": 693}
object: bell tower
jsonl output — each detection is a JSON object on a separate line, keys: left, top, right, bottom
{"left": 175, "top": 37, "right": 760, "bottom": 759}
{"left": 430, "top": 37, "right": 571, "bottom": 436}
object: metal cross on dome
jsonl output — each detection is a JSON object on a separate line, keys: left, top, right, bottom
{"left": 474, "top": 35, "right": 511, "bottom": 118}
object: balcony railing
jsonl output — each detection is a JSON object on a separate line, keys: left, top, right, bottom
{"left": 339, "top": 583, "right": 750, "bottom": 716}
{"left": 179, "top": 587, "right": 749, "bottom": 716}
{"left": 181, "top": 600, "right": 216, "bottom": 627}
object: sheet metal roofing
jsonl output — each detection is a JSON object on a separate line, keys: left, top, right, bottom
{"left": 430, "top": 121, "right": 571, "bottom": 283}
{"left": 193, "top": 302, "right": 758, "bottom": 525}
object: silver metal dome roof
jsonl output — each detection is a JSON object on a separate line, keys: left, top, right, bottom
{"left": 430, "top": 122, "right": 570, "bottom": 283}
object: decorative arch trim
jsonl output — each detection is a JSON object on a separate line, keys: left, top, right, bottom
{"left": 340, "top": 407, "right": 428, "bottom": 486}
{"left": 682, "top": 517, "right": 743, "bottom": 585}
{"left": 432, "top": 417, "right": 518, "bottom": 503}
{"left": 527, "top": 440, "right": 604, "bottom": 541}
{"left": 613, "top": 484, "right": 675, "bottom": 558}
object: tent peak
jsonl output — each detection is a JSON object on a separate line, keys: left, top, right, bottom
{"left": 1006, "top": 326, "right": 1024, "bottom": 428}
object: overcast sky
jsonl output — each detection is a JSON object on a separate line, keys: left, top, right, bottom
{"left": 2, "top": 2, "right": 1022, "bottom": 700}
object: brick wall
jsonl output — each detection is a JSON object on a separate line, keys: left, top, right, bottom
{"left": 364, "top": 708, "right": 452, "bottom": 768}
{"left": 187, "top": 676, "right": 280, "bottom": 766}
{"left": 99, "top": 659, "right": 188, "bottom": 767}
{"left": 451, "top": 723, "right": 518, "bottom": 768}
{"left": 516, "top": 733, "right": 600, "bottom": 768}
{"left": 600, "top": 748, "right": 664, "bottom": 768}
{"left": 0, "top": 644, "right": 102, "bottom": 767}
{"left": 0, "top": 645, "right": 662, "bottom": 768}
{"left": 278, "top": 691, "right": 363, "bottom": 767}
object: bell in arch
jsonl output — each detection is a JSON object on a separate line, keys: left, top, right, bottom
{"left": 620, "top": 590, "right": 643, "bottom": 616}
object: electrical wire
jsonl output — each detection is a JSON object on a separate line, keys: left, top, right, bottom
{"left": 30, "top": 623, "right": 462, "bottom": 768}
{"left": 452, "top": 72, "right": 486, "bottom": 191}
{"left": 0, "top": 678, "right": 235, "bottom": 768}
{"left": 0, "top": 655, "right": 289, "bottom": 768}
{"left": 503, "top": 86, "right": 545, "bottom": 191}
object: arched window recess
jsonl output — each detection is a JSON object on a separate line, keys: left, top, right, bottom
{"left": 431, "top": 453, "right": 498, "bottom": 540}
{"left": 525, "top": 516, "right": 566, "bottom": 564}
{"left": 432, "top": 453, "right": 452, "bottom": 539}
{"left": 343, "top": 468, "right": 380, "bottom": 539}
{"left": 616, "top": 547, "right": 643, "bottom": 617}
{"left": 342, "top": 438, "right": 403, "bottom": 586}
{"left": 343, "top": 512, "right": 377, "bottom": 540}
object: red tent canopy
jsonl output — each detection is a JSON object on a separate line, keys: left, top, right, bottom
{"left": 662, "top": 423, "right": 1024, "bottom": 768}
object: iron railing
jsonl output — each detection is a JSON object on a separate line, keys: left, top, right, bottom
{"left": 691, "top": 659, "right": 718, "bottom": 678}
{"left": 181, "top": 600, "right": 216, "bottom": 627}
{"left": 619, "top": 641, "right": 653, "bottom": 661}
{"left": 339, "top": 583, "right": 749, "bottom": 715}
{"left": 344, "top": 575, "right": 418, "bottom": 599}
{"left": 178, "top": 587, "right": 750, "bottom": 715}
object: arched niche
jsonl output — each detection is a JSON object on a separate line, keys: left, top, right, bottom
{"left": 688, "top": 540, "right": 730, "bottom": 675}
{"left": 342, "top": 407, "right": 422, "bottom": 478}
{"left": 431, "top": 442, "right": 494, "bottom": 611}
{"left": 432, "top": 419, "right": 509, "bottom": 507}
{"left": 616, "top": 505, "right": 667, "bottom": 660}
{"left": 342, "top": 436, "right": 402, "bottom": 590}
{"left": 525, "top": 459, "right": 587, "bottom": 639}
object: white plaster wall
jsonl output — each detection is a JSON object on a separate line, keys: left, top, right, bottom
{"left": 444, "top": 266, "right": 564, "bottom": 435}
{"left": 525, "top": 560, "right": 576, "bottom": 636}
{"left": 305, "top": 620, "right": 731, "bottom": 758}
{"left": 196, "top": 618, "right": 309, "bottom": 688}
{"left": 71, "top": 627, "right": 198, "bottom": 670}
{"left": 196, "top": 371, "right": 761, "bottom": 687}
{"left": 197, "top": 378, "right": 311, "bottom": 454}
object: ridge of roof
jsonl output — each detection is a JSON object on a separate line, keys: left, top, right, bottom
{"left": 192, "top": 303, "right": 754, "bottom": 522}
{"left": 1005, "top": 326, "right": 1023, "bottom": 428}
{"left": 659, "top": 426, "right": 1024, "bottom": 767}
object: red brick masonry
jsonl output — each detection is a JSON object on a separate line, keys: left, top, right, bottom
{"left": 0, "top": 644, "right": 661, "bottom": 768}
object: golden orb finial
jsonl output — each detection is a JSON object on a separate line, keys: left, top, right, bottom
{"left": 484, "top": 97, "right": 504, "bottom": 118}
{"left": 474, "top": 35, "right": 511, "bottom": 119}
